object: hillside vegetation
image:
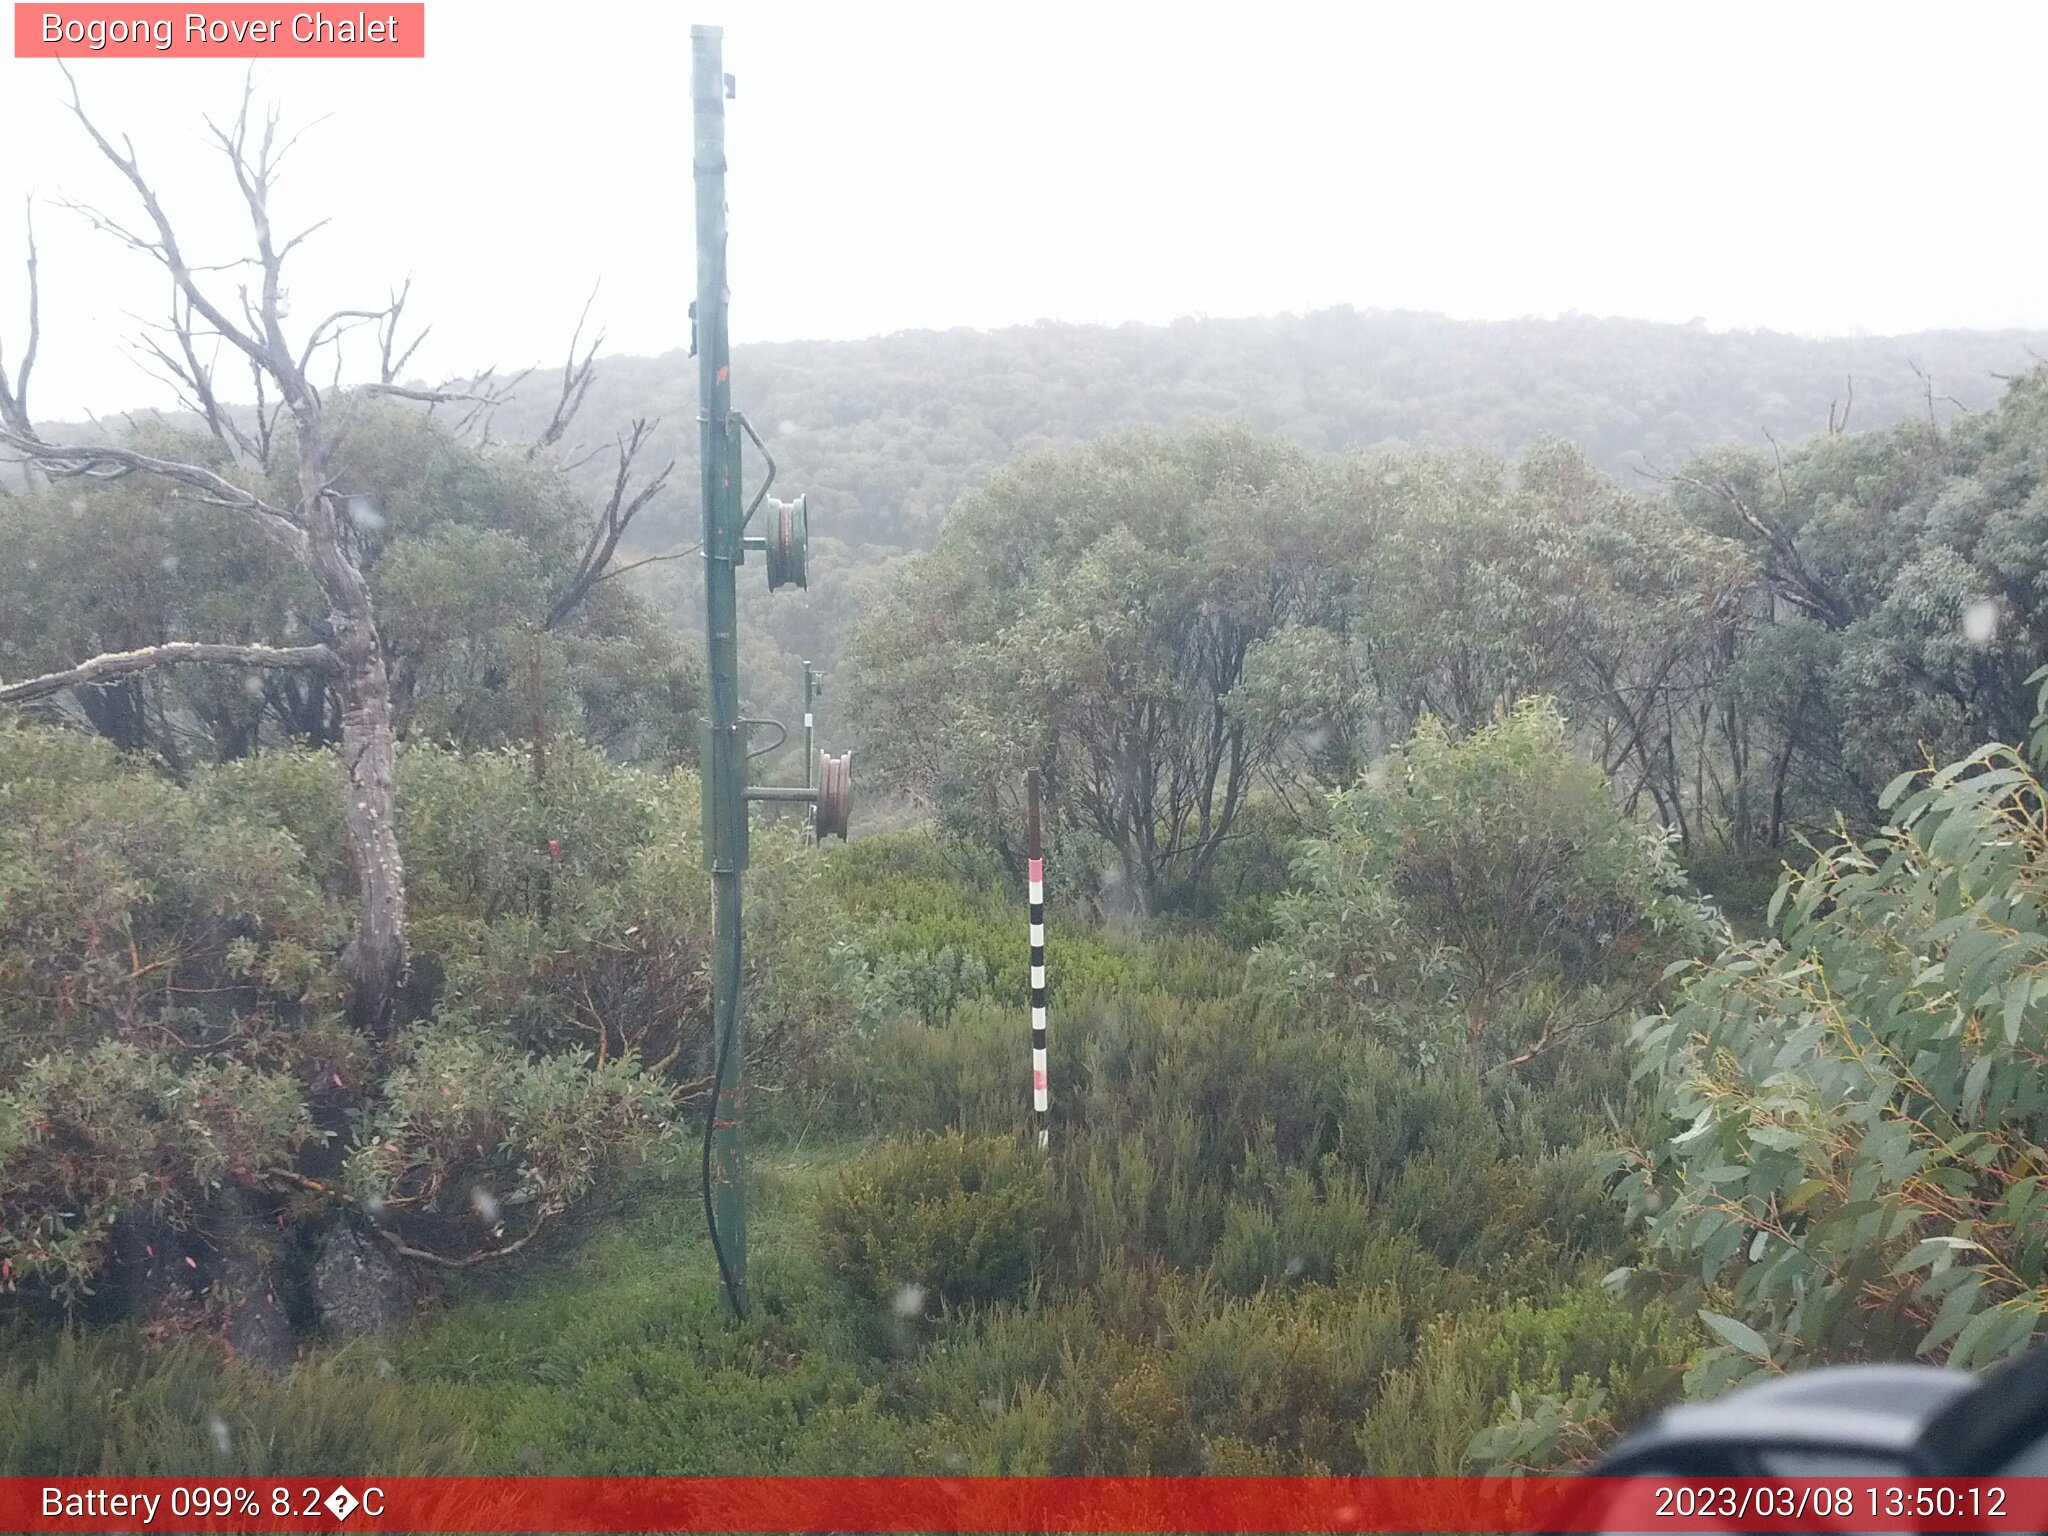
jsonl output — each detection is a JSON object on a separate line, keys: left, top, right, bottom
{"left": 481, "top": 308, "right": 2048, "bottom": 733}
{"left": 7, "top": 137, "right": 2048, "bottom": 1476}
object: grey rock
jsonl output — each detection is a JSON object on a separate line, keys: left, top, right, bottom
{"left": 209, "top": 1192, "right": 295, "bottom": 1370}
{"left": 220, "top": 1257, "right": 296, "bottom": 1370}
{"left": 311, "top": 1221, "right": 417, "bottom": 1340}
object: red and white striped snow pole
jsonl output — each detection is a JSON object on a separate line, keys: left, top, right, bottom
{"left": 1027, "top": 767, "right": 1049, "bottom": 1148}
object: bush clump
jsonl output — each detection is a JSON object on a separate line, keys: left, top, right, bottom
{"left": 0, "top": 720, "right": 842, "bottom": 1340}
{"left": 1255, "top": 698, "right": 1719, "bottom": 1070}
{"left": 0, "top": 1327, "right": 476, "bottom": 1475}
{"left": 819, "top": 1131, "right": 1054, "bottom": 1312}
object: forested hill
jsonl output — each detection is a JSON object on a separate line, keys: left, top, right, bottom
{"left": 493, "top": 306, "right": 2048, "bottom": 556}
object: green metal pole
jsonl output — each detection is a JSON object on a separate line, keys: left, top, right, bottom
{"left": 694, "top": 22, "right": 748, "bottom": 1320}
{"left": 803, "top": 661, "right": 817, "bottom": 844}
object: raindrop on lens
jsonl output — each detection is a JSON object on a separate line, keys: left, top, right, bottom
{"left": 348, "top": 496, "right": 386, "bottom": 532}
{"left": 1963, "top": 598, "right": 1998, "bottom": 647}
{"left": 891, "top": 1282, "right": 927, "bottom": 1318}
{"left": 207, "top": 1415, "right": 232, "bottom": 1454}
{"left": 470, "top": 1186, "right": 501, "bottom": 1225}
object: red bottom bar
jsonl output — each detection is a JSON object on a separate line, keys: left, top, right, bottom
{"left": 7, "top": 1476, "right": 2048, "bottom": 1533}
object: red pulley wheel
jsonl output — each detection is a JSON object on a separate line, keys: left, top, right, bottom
{"left": 816, "top": 750, "right": 853, "bottom": 841}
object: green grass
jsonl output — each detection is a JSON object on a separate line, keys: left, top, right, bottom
{"left": 0, "top": 1329, "right": 477, "bottom": 1476}
{"left": 3, "top": 1115, "right": 1681, "bottom": 1479}
{"left": 2, "top": 825, "right": 1689, "bottom": 1479}
{"left": 388, "top": 1148, "right": 959, "bottom": 1475}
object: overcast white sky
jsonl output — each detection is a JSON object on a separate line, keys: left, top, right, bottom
{"left": 2, "top": 0, "right": 2044, "bottom": 417}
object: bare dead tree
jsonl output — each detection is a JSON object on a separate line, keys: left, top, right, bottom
{"left": 0, "top": 640, "right": 339, "bottom": 704}
{"left": 543, "top": 417, "right": 675, "bottom": 630}
{"left": 1658, "top": 457, "right": 1852, "bottom": 631}
{"left": 528, "top": 285, "right": 602, "bottom": 461}
{"left": 1908, "top": 360, "right": 1971, "bottom": 425}
{"left": 0, "top": 196, "right": 41, "bottom": 494}
{"left": 0, "top": 75, "right": 506, "bottom": 1036}
{"left": 1828, "top": 374, "right": 1853, "bottom": 436}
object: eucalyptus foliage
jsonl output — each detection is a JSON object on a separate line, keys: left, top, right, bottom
{"left": 0, "top": 721, "right": 838, "bottom": 1320}
{"left": 1619, "top": 672, "right": 2048, "bottom": 1394}
{"left": 849, "top": 426, "right": 1360, "bottom": 908}
{"left": 1256, "top": 699, "right": 1719, "bottom": 1070}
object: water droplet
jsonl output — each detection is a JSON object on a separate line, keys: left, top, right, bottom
{"left": 363, "top": 1192, "right": 388, "bottom": 1216}
{"left": 206, "top": 1415, "right": 232, "bottom": 1454}
{"left": 470, "top": 1186, "right": 501, "bottom": 1224}
{"left": 890, "top": 1282, "right": 927, "bottom": 1318}
{"left": 1963, "top": 598, "right": 1998, "bottom": 647}
{"left": 347, "top": 496, "right": 386, "bottom": 532}
{"left": 1293, "top": 725, "right": 1330, "bottom": 757}
{"left": 1284, "top": 1254, "right": 1307, "bottom": 1278}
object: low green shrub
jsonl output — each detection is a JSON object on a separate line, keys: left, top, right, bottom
{"left": 1253, "top": 699, "right": 1719, "bottom": 1071}
{"left": 819, "top": 1132, "right": 1054, "bottom": 1311}
{"left": 343, "top": 1022, "right": 678, "bottom": 1260}
{"left": 0, "top": 721, "right": 840, "bottom": 1330}
{"left": 1207, "top": 1161, "right": 1377, "bottom": 1294}
{"left": 0, "top": 1328, "right": 475, "bottom": 1474}
{"left": 1163, "top": 1278, "right": 1406, "bottom": 1471}
{"left": 1, "top": 1045, "right": 313, "bottom": 1301}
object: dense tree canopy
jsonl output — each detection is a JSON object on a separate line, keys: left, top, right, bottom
{"left": 0, "top": 403, "right": 699, "bottom": 767}
{"left": 1670, "top": 370, "right": 2048, "bottom": 819}
{"left": 4, "top": 95, "right": 2046, "bottom": 1454}
{"left": 853, "top": 370, "right": 2048, "bottom": 903}
{"left": 461, "top": 309, "right": 2048, "bottom": 740}
{"left": 850, "top": 426, "right": 1359, "bottom": 908}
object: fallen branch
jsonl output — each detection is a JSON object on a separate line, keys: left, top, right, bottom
{"left": 371, "top": 1209, "right": 556, "bottom": 1269}
{"left": 0, "top": 640, "right": 336, "bottom": 705}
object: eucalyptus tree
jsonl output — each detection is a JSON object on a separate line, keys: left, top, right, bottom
{"left": 1255, "top": 699, "right": 1719, "bottom": 1072}
{"left": 1338, "top": 440, "right": 1757, "bottom": 852}
{"left": 0, "top": 82, "right": 674, "bottom": 1030}
{"left": 1666, "top": 370, "right": 2048, "bottom": 823}
{"left": 1621, "top": 687, "right": 2048, "bottom": 1395}
{"left": 851, "top": 426, "right": 1360, "bottom": 910}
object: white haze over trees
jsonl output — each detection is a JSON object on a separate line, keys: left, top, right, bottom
{"left": 2, "top": 0, "right": 2047, "bottom": 418}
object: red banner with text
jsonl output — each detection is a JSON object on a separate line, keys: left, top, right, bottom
{"left": 14, "top": 4, "right": 424, "bottom": 57}
{"left": 7, "top": 1476, "right": 2048, "bottom": 1533}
